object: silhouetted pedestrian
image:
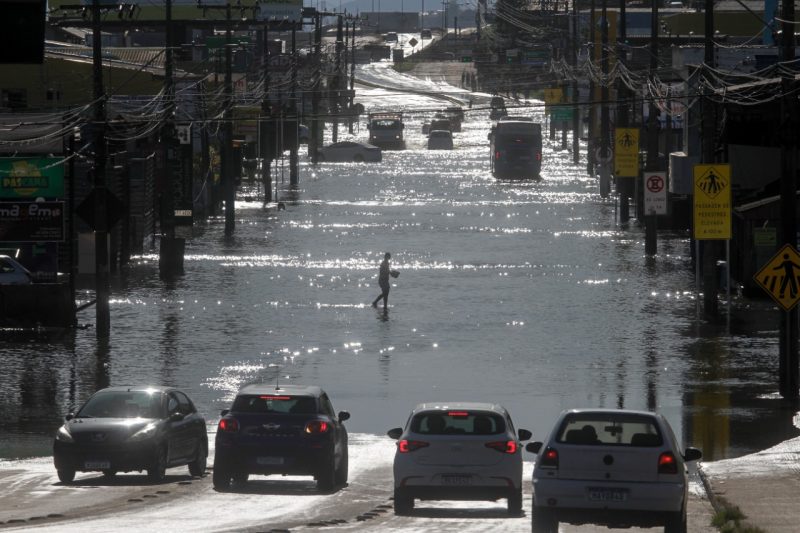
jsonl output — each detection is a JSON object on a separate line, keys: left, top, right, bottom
{"left": 371, "top": 252, "right": 399, "bottom": 311}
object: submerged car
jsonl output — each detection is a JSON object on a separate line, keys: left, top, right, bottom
{"left": 528, "top": 408, "right": 702, "bottom": 533}
{"left": 388, "top": 402, "right": 531, "bottom": 515}
{"left": 0, "top": 254, "right": 32, "bottom": 284}
{"left": 316, "top": 141, "right": 382, "bottom": 162}
{"left": 427, "top": 130, "right": 454, "bottom": 150}
{"left": 53, "top": 386, "right": 208, "bottom": 483}
{"left": 213, "top": 384, "right": 350, "bottom": 492}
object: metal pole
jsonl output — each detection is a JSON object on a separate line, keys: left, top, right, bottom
{"left": 572, "top": 0, "right": 579, "bottom": 165}
{"left": 262, "top": 21, "right": 272, "bottom": 204}
{"left": 290, "top": 25, "right": 299, "bottom": 186}
{"left": 223, "top": 4, "right": 235, "bottom": 235}
{"left": 645, "top": 0, "right": 659, "bottom": 255}
{"left": 311, "top": 13, "right": 321, "bottom": 164}
{"left": 92, "top": 0, "right": 110, "bottom": 337}
{"left": 599, "top": 0, "right": 610, "bottom": 198}
{"left": 700, "top": 0, "right": 717, "bottom": 313}
{"left": 618, "top": 0, "right": 631, "bottom": 222}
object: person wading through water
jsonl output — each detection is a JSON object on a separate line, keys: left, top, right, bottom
{"left": 372, "top": 252, "right": 399, "bottom": 311}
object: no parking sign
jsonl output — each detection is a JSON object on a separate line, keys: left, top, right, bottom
{"left": 643, "top": 171, "right": 667, "bottom": 215}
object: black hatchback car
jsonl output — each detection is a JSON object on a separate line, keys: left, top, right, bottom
{"left": 53, "top": 386, "right": 208, "bottom": 483}
{"left": 213, "top": 384, "right": 350, "bottom": 492}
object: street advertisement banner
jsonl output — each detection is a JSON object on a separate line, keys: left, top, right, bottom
{"left": 614, "top": 128, "right": 639, "bottom": 177}
{"left": 0, "top": 201, "right": 65, "bottom": 242}
{"left": 0, "top": 158, "right": 64, "bottom": 199}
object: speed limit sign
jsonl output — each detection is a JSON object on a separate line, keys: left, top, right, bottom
{"left": 643, "top": 171, "right": 667, "bottom": 215}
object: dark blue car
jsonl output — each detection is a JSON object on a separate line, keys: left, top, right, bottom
{"left": 212, "top": 384, "right": 350, "bottom": 492}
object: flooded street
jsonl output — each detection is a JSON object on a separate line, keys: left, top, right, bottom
{"left": 2, "top": 63, "right": 797, "bottom": 468}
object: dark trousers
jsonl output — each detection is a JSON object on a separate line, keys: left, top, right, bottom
{"left": 372, "top": 284, "right": 390, "bottom": 309}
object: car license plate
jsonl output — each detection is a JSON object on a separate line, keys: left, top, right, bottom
{"left": 588, "top": 487, "right": 628, "bottom": 502}
{"left": 84, "top": 460, "right": 110, "bottom": 469}
{"left": 256, "top": 456, "right": 284, "bottom": 465}
{"left": 441, "top": 475, "right": 471, "bottom": 486}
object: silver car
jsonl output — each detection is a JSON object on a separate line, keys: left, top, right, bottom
{"left": 528, "top": 408, "right": 702, "bottom": 533}
{"left": 316, "top": 141, "right": 382, "bottom": 162}
{"left": 0, "top": 255, "right": 32, "bottom": 284}
{"left": 388, "top": 402, "right": 531, "bottom": 515}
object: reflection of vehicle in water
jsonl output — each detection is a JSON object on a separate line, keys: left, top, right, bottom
{"left": 489, "top": 96, "right": 507, "bottom": 120}
{"left": 489, "top": 118, "right": 542, "bottom": 179}
{"left": 367, "top": 112, "right": 405, "bottom": 149}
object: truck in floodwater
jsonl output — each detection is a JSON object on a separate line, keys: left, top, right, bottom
{"left": 367, "top": 112, "right": 405, "bottom": 149}
{"left": 489, "top": 118, "right": 543, "bottom": 179}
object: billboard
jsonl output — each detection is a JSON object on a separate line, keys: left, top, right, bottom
{"left": 0, "top": 201, "right": 65, "bottom": 242}
{"left": 0, "top": 158, "right": 64, "bottom": 199}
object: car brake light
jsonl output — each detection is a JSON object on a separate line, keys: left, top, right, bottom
{"left": 447, "top": 411, "right": 468, "bottom": 417}
{"left": 304, "top": 420, "right": 329, "bottom": 434}
{"left": 398, "top": 439, "right": 429, "bottom": 453}
{"left": 658, "top": 452, "right": 678, "bottom": 474}
{"left": 540, "top": 447, "right": 559, "bottom": 468}
{"left": 260, "top": 395, "right": 291, "bottom": 400}
{"left": 486, "top": 440, "right": 517, "bottom": 454}
{"left": 495, "top": 150, "right": 501, "bottom": 160}
{"left": 218, "top": 418, "right": 239, "bottom": 433}
{"left": 536, "top": 152, "right": 542, "bottom": 162}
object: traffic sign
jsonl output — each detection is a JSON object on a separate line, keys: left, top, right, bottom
{"left": 754, "top": 244, "right": 800, "bottom": 311}
{"left": 408, "top": 38, "right": 418, "bottom": 47}
{"left": 614, "top": 128, "right": 639, "bottom": 177}
{"left": 543, "top": 88, "right": 562, "bottom": 105}
{"left": 643, "top": 171, "right": 667, "bottom": 215}
{"left": 693, "top": 164, "right": 731, "bottom": 240}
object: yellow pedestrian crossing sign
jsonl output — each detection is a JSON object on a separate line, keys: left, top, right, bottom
{"left": 754, "top": 244, "right": 800, "bottom": 311}
{"left": 693, "top": 164, "right": 731, "bottom": 240}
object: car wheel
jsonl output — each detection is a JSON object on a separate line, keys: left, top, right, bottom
{"left": 353, "top": 154, "right": 365, "bottom": 163}
{"left": 507, "top": 487, "right": 523, "bottom": 515}
{"left": 664, "top": 505, "right": 687, "bottom": 533}
{"left": 57, "top": 469, "right": 75, "bottom": 484}
{"left": 102, "top": 469, "right": 117, "bottom": 478}
{"left": 393, "top": 488, "right": 414, "bottom": 515}
{"left": 188, "top": 439, "right": 207, "bottom": 477}
{"left": 212, "top": 466, "right": 232, "bottom": 491}
{"left": 531, "top": 507, "right": 558, "bottom": 533}
{"left": 232, "top": 472, "right": 249, "bottom": 486}
{"left": 334, "top": 448, "right": 349, "bottom": 486}
{"left": 147, "top": 445, "right": 167, "bottom": 482}
{"left": 316, "top": 454, "right": 336, "bottom": 492}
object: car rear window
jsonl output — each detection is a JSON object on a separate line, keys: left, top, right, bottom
{"left": 78, "top": 391, "right": 165, "bottom": 419}
{"left": 556, "top": 413, "right": 663, "bottom": 446}
{"left": 410, "top": 410, "right": 506, "bottom": 435}
{"left": 232, "top": 394, "right": 317, "bottom": 415}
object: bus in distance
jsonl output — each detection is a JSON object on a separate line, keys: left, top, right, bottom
{"left": 489, "top": 118, "right": 543, "bottom": 179}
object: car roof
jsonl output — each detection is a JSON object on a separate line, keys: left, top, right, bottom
{"left": 95, "top": 385, "right": 176, "bottom": 394}
{"left": 237, "top": 383, "right": 324, "bottom": 397}
{"left": 560, "top": 408, "right": 663, "bottom": 420}
{"left": 411, "top": 402, "right": 508, "bottom": 415}
{"left": 430, "top": 130, "right": 451, "bottom": 135}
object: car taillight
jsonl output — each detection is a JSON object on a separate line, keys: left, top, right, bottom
{"left": 658, "top": 452, "right": 678, "bottom": 474}
{"left": 539, "top": 447, "right": 559, "bottom": 468}
{"left": 398, "top": 440, "right": 429, "bottom": 453}
{"left": 304, "top": 420, "right": 329, "bottom": 435}
{"left": 495, "top": 150, "right": 501, "bottom": 160}
{"left": 486, "top": 440, "right": 518, "bottom": 454}
{"left": 218, "top": 418, "right": 239, "bottom": 433}
{"left": 536, "top": 151, "right": 542, "bottom": 162}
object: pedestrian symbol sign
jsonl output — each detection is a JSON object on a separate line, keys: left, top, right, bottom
{"left": 693, "top": 164, "right": 731, "bottom": 240}
{"left": 614, "top": 128, "right": 639, "bottom": 177}
{"left": 754, "top": 244, "right": 800, "bottom": 311}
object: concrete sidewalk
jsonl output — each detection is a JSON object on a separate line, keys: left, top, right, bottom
{"left": 704, "top": 472, "right": 800, "bottom": 532}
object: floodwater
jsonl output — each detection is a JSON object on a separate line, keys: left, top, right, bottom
{"left": 1, "top": 64, "right": 797, "bottom": 463}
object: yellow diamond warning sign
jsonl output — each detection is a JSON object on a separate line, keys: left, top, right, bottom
{"left": 754, "top": 244, "right": 800, "bottom": 311}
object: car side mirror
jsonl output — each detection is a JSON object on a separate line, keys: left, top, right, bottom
{"left": 683, "top": 447, "right": 702, "bottom": 462}
{"left": 220, "top": 409, "right": 229, "bottom": 417}
{"left": 169, "top": 412, "right": 185, "bottom": 422}
{"left": 518, "top": 429, "right": 532, "bottom": 441}
{"left": 338, "top": 411, "right": 351, "bottom": 422}
{"left": 526, "top": 441, "right": 543, "bottom": 454}
{"left": 65, "top": 413, "right": 74, "bottom": 421}
{"left": 387, "top": 427, "right": 403, "bottom": 439}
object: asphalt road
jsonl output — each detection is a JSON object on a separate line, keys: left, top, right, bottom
{"left": 0, "top": 433, "right": 717, "bottom": 532}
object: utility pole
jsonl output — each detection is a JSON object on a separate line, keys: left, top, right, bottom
{"left": 644, "top": 0, "right": 660, "bottom": 255}
{"left": 349, "top": 16, "right": 356, "bottom": 134}
{"left": 598, "top": 0, "right": 610, "bottom": 198}
{"left": 572, "top": 0, "right": 579, "bottom": 165}
{"left": 779, "top": 0, "right": 798, "bottom": 397}
{"left": 261, "top": 19, "right": 272, "bottom": 204}
{"left": 617, "top": 0, "right": 631, "bottom": 222}
{"left": 223, "top": 4, "right": 234, "bottom": 235}
{"left": 91, "top": 0, "right": 110, "bottom": 337}
{"left": 700, "top": 0, "right": 717, "bottom": 310}
{"left": 311, "top": 13, "right": 321, "bottom": 164}
{"left": 332, "top": 14, "right": 343, "bottom": 143}
{"left": 587, "top": 0, "right": 596, "bottom": 176}
{"left": 290, "top": 25, "right": 299, "bottom": 186}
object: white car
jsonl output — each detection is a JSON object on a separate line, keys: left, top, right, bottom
{"left": 0, "top": 254, "right": 32, "bottom": 284}
{"left": 528, "top": 409, "right": 702, "bottom": 533}
{"left": 316, "top": 141, "right": 382, "bottom": 163}
{"left": 387, "top": 402, "right": 531, "bottom": 515}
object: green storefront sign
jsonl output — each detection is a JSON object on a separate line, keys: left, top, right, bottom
{"left": 0, "top": 158, "right": 64, "bottom": 199}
